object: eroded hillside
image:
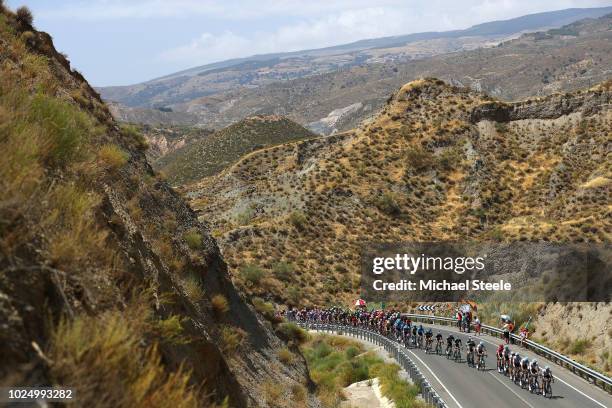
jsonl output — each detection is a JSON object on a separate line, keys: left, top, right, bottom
{"left": 188, "top": 77, "right": 611, "bottom": 372}
{"left": 0, "top": 6, "right": 317, "bottom": 407}
{"left": 158, "top": 115, "right": 317, "bottom": 185}
{"left": 189, "top": 80, "right": 608, "bottom": 310}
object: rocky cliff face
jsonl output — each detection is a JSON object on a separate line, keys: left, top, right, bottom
{"left": 470, "top": 87, "right": 611, "bottom": 122}
{"left": 0, "top": 6, "right": 317, "bottom": 407}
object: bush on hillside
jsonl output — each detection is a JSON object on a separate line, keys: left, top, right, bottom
{"left": 16, "top": 6, "right": 33, "bottom": 27}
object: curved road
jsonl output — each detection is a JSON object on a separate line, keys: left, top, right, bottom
{"left": 316, "top": 322, "right": 612, "bottom": 408}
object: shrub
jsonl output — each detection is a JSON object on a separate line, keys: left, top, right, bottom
{"left": 220, "top": 325, "right": 246, "bottom": 356}
{"left": 28, "top": 93, "right": 98, "bottom": 168}
{"left": 276, "top": 322, "right": 307, "bottom": 345}
{"left": 240, "top": 264, "right": 265, "bottom": 285}
{"left": 183, "top": 230, "right": 202, "bottom": 250}
{"left": 272, "top": 261, "right": 293, "bottom": 282}
{"left": 152, "top": 315, "right": 190, "bottom": 345}
{"left": 405, "top": 146, "right": 433, "bottom": 171}
{"left": 374, "top": 193, "right": 401, "bottom": 216}
{"left": 182, "top": 275, "right": 204, "bottom": 302}
{"left": 569, "top": 338, "right": 591, "bottom": 355}
{"left": 211, "top": 294, "right": 229, "bottom": 316}
{"left": 291, "top": 384, "right": 306, "bottom": 402}
{"left": 289, "top": 211, "right": 307, "bottom": 231}
{"left": 495, "top": 122, "right": 509, "bottom": 134}
{"left": 16, "top": 6, "right": 33, "bottom": 27}
{"left": 262, "top": 381, "right": 282, "bottom": 405}
{"left": 252, "top": 297, "right": 277, "bottom": 321}
{"left": 98, "top": 144, "right": 129, "bottom": 170}
{"left": 49, "top": 312, "right": 199, "bottom": 408}
{"left": 121, "top": 124, "right": 148, "bottom": 150}
{"left": 277, "top": 347, "right": 295, "bottom": 364}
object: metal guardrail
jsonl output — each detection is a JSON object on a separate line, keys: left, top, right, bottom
{"left": 298, "top": 322, "right": 448, "bottom": 408}
{"left": 403, "top": 314, "right": 612, "bottom": 393}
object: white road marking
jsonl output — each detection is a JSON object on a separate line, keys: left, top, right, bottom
{"left": 423, "top": 323, "right": 610, "bottom": 408}
{"left": 405, "top": 348, "right": 465, "bottom": 408}
{"left": 554, "top": 377, "right": 607, "bottom": 408}
{"left": 488, "top": 372, "right": 536, "bottom": 408}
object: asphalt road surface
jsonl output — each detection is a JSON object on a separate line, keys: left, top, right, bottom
{"left": 323, "top": 323, "right": 612, "bottom": 408}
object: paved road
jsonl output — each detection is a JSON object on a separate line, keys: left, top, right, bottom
{"left": 387, "top": 322, "right": 612, "bottom": 408}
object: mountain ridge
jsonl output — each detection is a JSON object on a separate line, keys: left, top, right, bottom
{"left": 98, "top": 6, "right": 612, "bottom": 110}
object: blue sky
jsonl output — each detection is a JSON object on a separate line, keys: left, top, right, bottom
{"left": 6, "top": 1, "right": 611, "bottom": 86}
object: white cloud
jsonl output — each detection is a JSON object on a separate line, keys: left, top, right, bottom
{"left": 38, "top": 0, "right": 612, "bottom": 21}
{"left": 158, "top": 0, "right": 612, "bottom": 66}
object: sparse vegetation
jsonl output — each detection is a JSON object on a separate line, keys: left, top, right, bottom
{"left": 98, "top": 144, "right": 129, "bottom": 170}
{"left": 302, "top": 334, "right": 424, "bottom": 408}
{"left": 183, "top": 229, "right": 202, "bottom": 249}
{"left": 239, "top": 264, "right": 265, "bottom": 285}
{"left": 220, "top": 325, "right": 247, "bottom": 356}
{"left": 211, "top": 294, "right": 229, "bottom": 316}
{"left": 49, "top": 312, "right": 200, "bottom": 408}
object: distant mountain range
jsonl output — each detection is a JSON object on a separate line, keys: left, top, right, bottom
{"left": 98, "top": 6, "right": 612, "bottom": 115}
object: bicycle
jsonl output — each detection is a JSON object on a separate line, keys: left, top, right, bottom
{"left": 425, "top": 337, "right": 433, "bottom": 354}
{"left": 466, "top": 349, "right": 475, "bottom": 367}
{"left": 542, "top": 377, "right": 554, "bottom": 398}
{"left": 519, "top": 368, "right": 529, "bottom": 388}
{"left": 446, "top": 344, "right": 453, "bottom": 359}
{"left": 435, "top": 340, "right": 443, "bottom": 355}
{"left": 453, "top": 345, "right": 461, "bottom": 362}
{"left": 529, "top": 373, "right": 539, "bottom": 393}
{"left": 477, "top": 353, "right": 486, "bottom": 371}
{"left": 496, "top": 354, "right": 504, "bottom": 373}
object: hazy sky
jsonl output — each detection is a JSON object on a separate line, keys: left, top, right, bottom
{"left": 6, "top": 0, "right": 611, "bottom": 86}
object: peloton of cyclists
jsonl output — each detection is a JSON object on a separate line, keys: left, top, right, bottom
{"left": 292, "top": 307, "right": 555, "bottom": 398}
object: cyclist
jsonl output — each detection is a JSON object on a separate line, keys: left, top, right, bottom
{"left": 528, "top": 358, "right": 539, "bottom": 392}
{"left": 435, "top": 332, "right": 443, "bottom": 354}
{"left": 541, "top": 366, "right": 554, "bottom": 397}
{"left": 453, "top": 336, "right": 462, "bottom": 361}
{"left": 417, "top": 325, "right": 424, "bottom": 348}
{"left": 476, "top": 341, "right": 487, "bottom": 370}
{"left": 424, "top": 328, "right": 433, "bottom": 352}
{"left": 446, "top": 334, "right": 455, "bottom": 358}
{"left": 496, "top": 344, "right": 504, "bottom": 372}
{"left": 502, "top": 346, "right": 511, "bottom": 375}
{"left": 402, "top": 319, "right": 411, "bottom": 345}
{"left": 512, "top": 353, "right": 522, "bottom": 382}
{"left": 411, "top": 325, "right": 418, "bottom": 347}
{"left": 520, "top": 356, "right": 530, "bottom": 388}
{"left": 466, "top": 337, "right": 476, "bottom": 367}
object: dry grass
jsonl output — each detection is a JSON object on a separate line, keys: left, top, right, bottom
{"left": 49, "top": 311, "right": 201, "bottom": 408}
{"left": 98, "top": 144, "right": 129, "bottom": 170}
{"left": 220, "top": 325, "right": 247, "bottom": 356}
{"left": 277, "top": 348, "right": 295, "bottom": 364}
{"left": 211, "top": 294, "right": 229, "bottom": 316}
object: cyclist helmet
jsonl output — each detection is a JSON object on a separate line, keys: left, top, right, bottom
{"left": 532, "top": 359, "right": 537, "bottom": 364}
{"left": 544, "top": 366, "right": 550, "bottom": 371}
{"left": 504, "top": 345, "right": 510, "bottom": 351}
{"left": 479, "top": 342, "right": 483, "bottom": 346}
